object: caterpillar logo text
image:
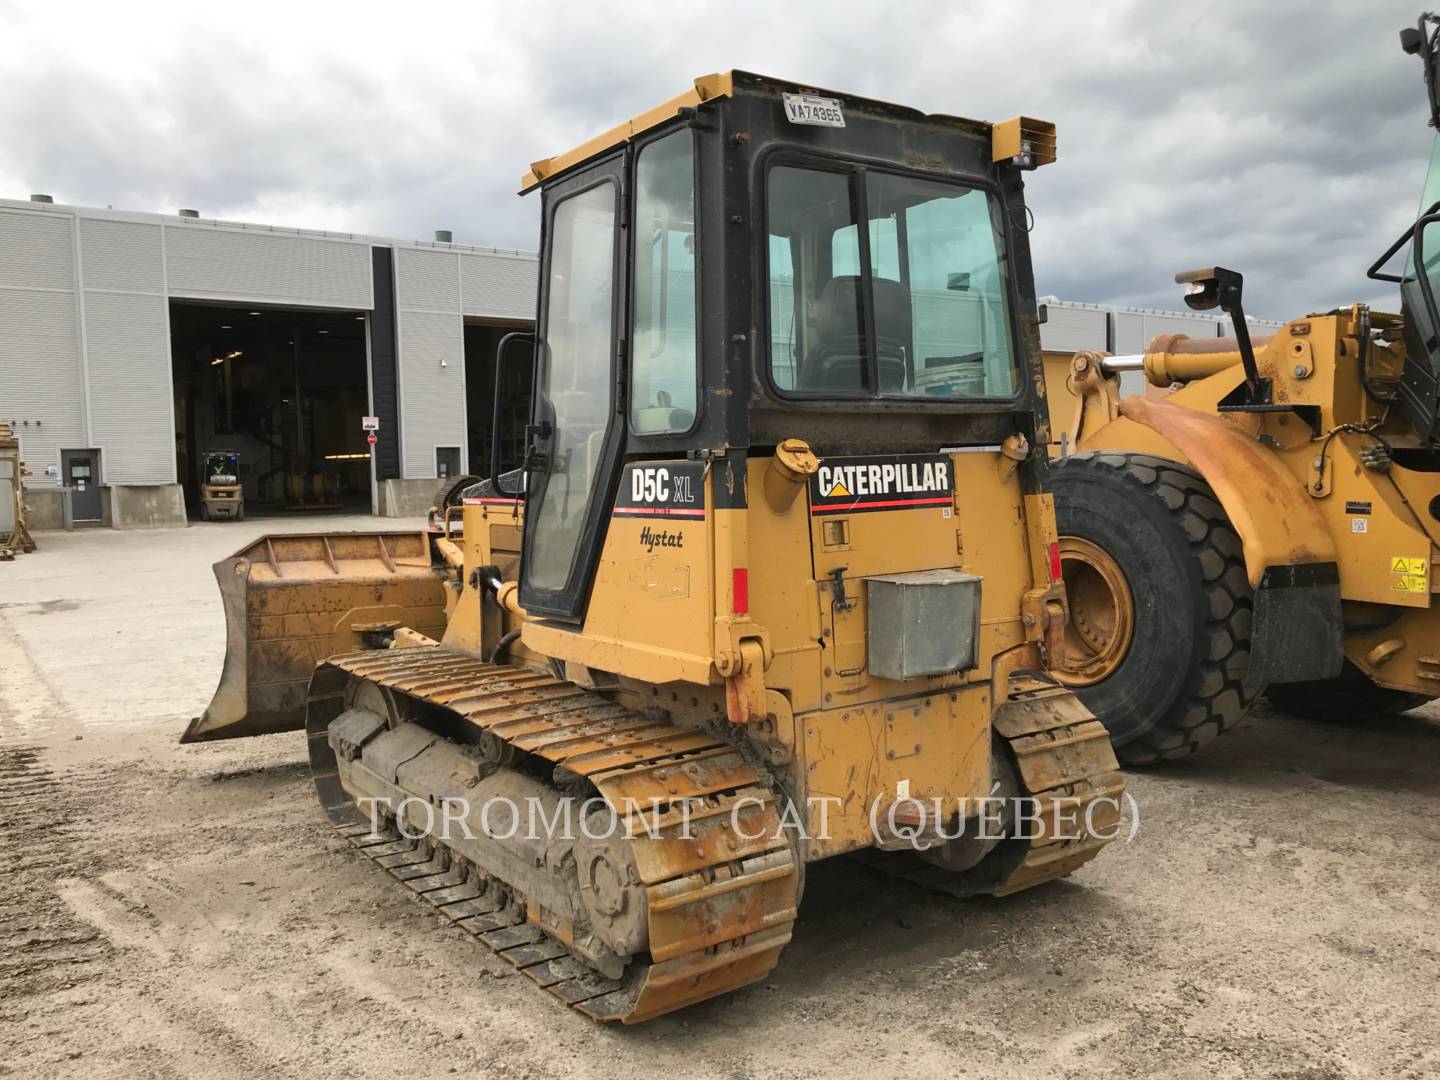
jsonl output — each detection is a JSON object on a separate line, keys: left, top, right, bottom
{"left": 810, "top": 453, "right": 955, "bottom": 515}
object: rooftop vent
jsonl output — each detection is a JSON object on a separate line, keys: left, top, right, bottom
{"left": 434, "top": 229, "right": 453, "bottom": 243}
{"left": 29, "top": 193, "right": 53, "bottom": 204}
{"left": 179, "top": 208, "right": 199, "bottom": 218}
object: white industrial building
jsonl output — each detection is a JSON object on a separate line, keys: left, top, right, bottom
{"left": 0, "top": 193, "right": 1278, "bottom": 530}
{"left": 0, "top": 195, "right": 535, "bottom": 528}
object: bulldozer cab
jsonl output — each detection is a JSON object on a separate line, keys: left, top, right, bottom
{"left": 516, "top": 71, "right": 1058, "bottom": 622}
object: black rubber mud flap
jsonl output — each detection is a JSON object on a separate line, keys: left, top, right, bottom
{"left": 1248, "top": 562, "right": 1344, "bottom": 686}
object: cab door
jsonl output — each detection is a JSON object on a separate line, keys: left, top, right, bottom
{"left": 519, "top": 157, "right": 628, "bottom": 620}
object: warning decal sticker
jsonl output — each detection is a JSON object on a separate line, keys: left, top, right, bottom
{"left": 1390, "top": 555, "right": 1430, "bottom": 593}
{"left": 809, "top": 454, "right": 954, "bottom": 516}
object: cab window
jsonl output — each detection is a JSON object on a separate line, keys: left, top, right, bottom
{"left": 765, "top": 163, "right": 1018, "bottom": 399}
{"left": 767, "top": 165, "right": 868, "bottom": 393}
{"left": 630, "top": 129, "right": 698, "bottom": 433}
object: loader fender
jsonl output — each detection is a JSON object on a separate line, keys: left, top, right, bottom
{"left": 181, "top": 531, "right": 449, "bottom": 743}
{"left": 1114, "top": 396, "right": 1342, "bottom": 685}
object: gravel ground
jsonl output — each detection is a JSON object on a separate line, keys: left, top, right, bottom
{"left": 2, "top": 519, "right": 1438, "bottom": 1079}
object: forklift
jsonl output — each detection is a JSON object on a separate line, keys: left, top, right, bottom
{"left": 199, "top": 450, "right": 244, "bottom": 521}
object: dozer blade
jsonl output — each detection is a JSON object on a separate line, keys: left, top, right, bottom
{"left": 181, "top": 531, "right": 448, "bottom": 743}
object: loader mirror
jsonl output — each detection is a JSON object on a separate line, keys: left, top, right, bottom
{"left": 1174, "top": 267, "right": 1224, "bottom": 312}
{"left": 490, "top": 331, "right": 535, "bottom": 496}
{"left": 1176, "top": 266, "right": 1262, "bottom": 396}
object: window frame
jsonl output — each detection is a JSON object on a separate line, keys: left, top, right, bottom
{"left": 763, "top": 158, "right": 874, "bottom": 399}
{"left": 519, "top": 163, "right": 628, "bottom": 619}
{"left": 758, "top": 147, "right": 1025, "bottom": 407}
{"left": 626, "top": 124, "right": 704, "bottom": 439}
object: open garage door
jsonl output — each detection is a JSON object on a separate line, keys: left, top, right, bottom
{"left": 170, "top": 302, "right": 372, "bottom": 519}
{"left": 464, "top": 319, "right": 532, "bottom": 481}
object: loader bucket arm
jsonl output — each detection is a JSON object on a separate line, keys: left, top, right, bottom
{"left": 181, "top": 531, "right": 449, "bottom": 743}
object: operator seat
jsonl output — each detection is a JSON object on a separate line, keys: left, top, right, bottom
{"left": 804, "top": 275, "right": 913, "bottom": 392}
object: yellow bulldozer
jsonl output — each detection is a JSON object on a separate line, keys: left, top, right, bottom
{"left": 182, "top": 73, "right": 1125, "bottom": 1021}
{"left": 0, "top": 421, "right": 37, "bottom": 560}
{"left": 1040, "top": 15, "right": 1440, "bottom": 764}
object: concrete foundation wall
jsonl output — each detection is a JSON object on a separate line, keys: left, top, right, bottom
{"left": 109, "top": 484, "right": 187, "bottom": 529}
{"left": 25, "top": 486, "right": 114, "bottom": 529}
{"left": 378, "top": 478, "right": 438, "bottom": 518}
{"left": 25, "top": 488, "right": 63, "bottom": 531}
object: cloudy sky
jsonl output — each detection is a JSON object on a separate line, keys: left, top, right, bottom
{"left": 1, "top": 0, "right": 1433, "bottom": 319}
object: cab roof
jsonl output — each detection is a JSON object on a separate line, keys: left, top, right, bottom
{"left": 519, "top": 70, "right": 1047, "bottom": 193}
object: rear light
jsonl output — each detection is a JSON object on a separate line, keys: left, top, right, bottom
{"left": 1047, "top": 541, "right": 1063, "bottom": 582}
{"left": 732, "top": 568, "right": 750, "bottom": 615}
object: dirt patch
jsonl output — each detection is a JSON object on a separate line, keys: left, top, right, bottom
{"left": 2, "top": 524, "right": 1439, "bottom": 1078}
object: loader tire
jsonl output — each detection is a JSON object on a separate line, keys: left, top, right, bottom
{"left": 1051, "top": 452, "right": 1260, "bottom": 764}
{"left": 1265, "top": 660, "right": 1433, "bottom": 723}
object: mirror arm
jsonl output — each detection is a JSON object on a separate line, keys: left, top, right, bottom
{"left": 1176, "top": 266, "right": 1260, "bottom": 394}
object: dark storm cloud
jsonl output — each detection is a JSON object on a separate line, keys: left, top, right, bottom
{"left": 0, "top": 0, "right": 1432, "bottom": 318}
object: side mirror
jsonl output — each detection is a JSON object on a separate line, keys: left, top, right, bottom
{"left": 1174, "top": 266, "right": 1260, "bottom": 396}
{"left": 490, "top": 332, "right": 534, "bottom": 496}
{"left": 1173, "top": 265, "right": 1243, "bottom": 312}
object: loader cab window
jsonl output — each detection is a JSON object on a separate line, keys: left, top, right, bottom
{"left": 765, "top": 163, "right": 1019, "bottom": 399}
{"left": 630, "top": 129, "right": 699, "bottom": 434}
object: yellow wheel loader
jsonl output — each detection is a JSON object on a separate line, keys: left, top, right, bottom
{"left": 182, "top": 73, "right": 1124, "bottom": 1022}
{"left": 1040, "top": 16, "right": 1440, "bottom": 764}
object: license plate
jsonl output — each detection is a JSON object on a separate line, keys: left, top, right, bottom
{"left": 782, "top": 93, "right": 845, "bottom": 128}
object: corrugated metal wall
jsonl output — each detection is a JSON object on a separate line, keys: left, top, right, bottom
{"left": 0, "top": 209, "right": 84, "bottom": 486}
{"left": 1110, "top": 309, "right": 1222, "bottom": 354}
{"left": 165, "top": 227, "right": 373, "bottom": 309}
{"left": 1039, "top": 301, "right": 1109, "bottom": 353}
{"left": 462, "top": 250, "right": 537, "bottom": 320}
{"left": 80, "top": 218, "right": 175, "bottom": 484}
{"left": 395, "top": 248, "right": 467, "bottom": 478}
